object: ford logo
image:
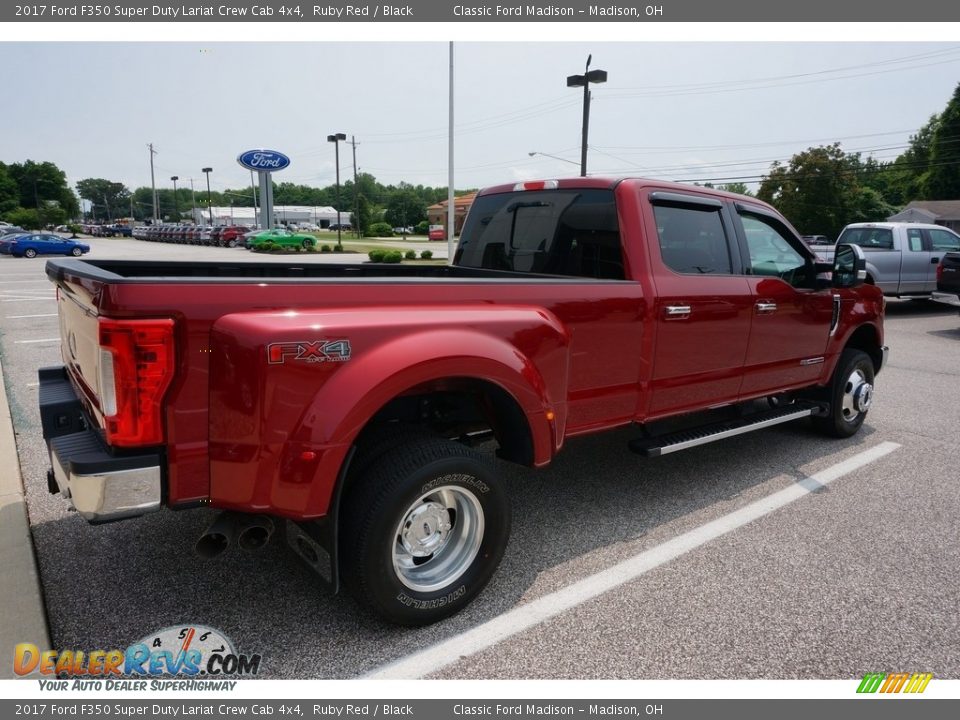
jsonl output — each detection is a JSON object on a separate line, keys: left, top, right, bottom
{"left": 237, "top": 149, "right": 291, "bottom": 172}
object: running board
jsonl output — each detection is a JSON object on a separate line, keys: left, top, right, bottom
{"left": 629, "top": 404, "right": 818, "bottom": 457}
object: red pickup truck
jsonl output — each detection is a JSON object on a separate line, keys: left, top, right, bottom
{"left": 39, "top": 178, "right": 887, "bottom": 625}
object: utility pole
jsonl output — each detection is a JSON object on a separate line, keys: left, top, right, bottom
{"left": 148, "top": 143, "right": 159, "bottom": 221}
{"left": 447, "top": 41, "right": 455, "bottom": 263}
{"left": 202, "top": 167, "right": 213, "bottom": 224}
{"left": 351, "top": 135, "right": 360, "bottom": 239}
{"left": 189, "top": 178, "right": 197, "bottom": 224}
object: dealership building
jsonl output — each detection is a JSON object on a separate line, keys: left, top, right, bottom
{"left": 192, "top": 205, "right": 347, "bottom": 228}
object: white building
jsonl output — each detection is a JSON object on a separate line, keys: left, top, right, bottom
{"left": 193, "top": 205, "right": 348, "bottom": 228}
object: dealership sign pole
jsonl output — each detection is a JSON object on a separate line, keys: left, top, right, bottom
{"left": 237, "top": 149, "right": 291, "bottom": 230}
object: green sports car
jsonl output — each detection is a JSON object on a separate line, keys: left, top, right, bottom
{"left": 245, "top": 229, "right": 317, "bottom": 250}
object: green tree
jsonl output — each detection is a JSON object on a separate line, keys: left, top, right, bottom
{"left": 4, "top": 207, "right": 41, "bottom": 229}
{"left": 384, "top": 187, "right": 427, "bottom": 228}
{"left": 5, "top": 160, "right": 79, "bottom": 221}
{"left": 718, "top": 182, "right": 751, "bottom": 196}
{"left": 758, "top": 143, "right": 863, "bottom": 239}
{"left": 76, "top": 178, "right": 132, "bottom": 222}
{"left": 0, "top": 163, "right": 20, "bottom": 215}
{"left": 923, "top": 83, "right": 960, "bottom": 199}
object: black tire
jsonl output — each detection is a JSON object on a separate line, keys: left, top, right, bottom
{"left": 71, "top": 247, "right": 83, "bottom": 256}
{"left": 302, "top": 239, "right": 313, "bottom": 250}
{"left": 812, "top": 349, "right": 875, "bottom": 438}
{"left": 227, "top": 239, "right": 238, "bottom": 248}
{"left": 339, "top": 433, "right": 510, "bottom": 625}
{"left": 24, "top": 248, "right": 37, "bottom": 258}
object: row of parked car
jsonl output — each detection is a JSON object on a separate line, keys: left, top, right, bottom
{"left": 133, "top": 224, "right": 252, "bottom": 247}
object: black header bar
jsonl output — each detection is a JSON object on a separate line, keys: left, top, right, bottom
{"left": 4, "top": 1, "right": 960, "bottom": 23}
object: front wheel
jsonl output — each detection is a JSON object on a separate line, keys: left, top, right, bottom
{"left": 812, "top": 349, "right": 875, "bottom": 438}
{"left": 71, "top": 247, "right": 83, "bottom": 256}
{"left": 302, "top": 239, "right": 313, "bottom": 250}
{"left": 340, "top": 433, "right": 510, "bottom": 625}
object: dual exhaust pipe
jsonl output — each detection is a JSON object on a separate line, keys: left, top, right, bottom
{"left": 195, "top": 511, "right": 275, "bottom": 559}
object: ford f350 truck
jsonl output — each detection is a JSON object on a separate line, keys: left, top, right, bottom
{"left": 814, "top": 221, "right": 960, "bottom": 298}
{"left": 38, "top": 178, "right": 887, "bottom": 625}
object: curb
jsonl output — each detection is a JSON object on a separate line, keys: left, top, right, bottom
{"left": 0, "top": 357, "right": 51, "bottom": 677}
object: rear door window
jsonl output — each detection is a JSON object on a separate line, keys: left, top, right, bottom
{"left": 837, "top": 226, "right": 894, "bottom": 249}
{"left": 652, "top": 203, "right": 732, "bottom": 275}
{"left": 455, "top": 189, "right": 624, "bottom": 279}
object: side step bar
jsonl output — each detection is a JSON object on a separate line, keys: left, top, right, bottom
{"left": 629, "top": 403, "right": 819, "bottom": 457}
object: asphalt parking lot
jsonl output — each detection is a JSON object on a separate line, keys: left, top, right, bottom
{"left": 2, "top": 236, "right": 959, "bottom": 680}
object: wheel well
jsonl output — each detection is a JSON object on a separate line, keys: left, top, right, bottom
{"left": 354, "top": 378, "right": 535, "bottom": 467}
{"left": 845, "top": 324, "right": 882, "bottom": 373}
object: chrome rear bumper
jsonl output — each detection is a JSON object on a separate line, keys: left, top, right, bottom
{"left": 40, "top": 366, "right": 162, "bottom": 524}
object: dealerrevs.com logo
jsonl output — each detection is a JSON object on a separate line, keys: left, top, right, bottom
{"left": 14, "top": 625, "right": 261, "bottom": 690}
{"left": 857, "top": 672, "right": 933, "bottom": 694}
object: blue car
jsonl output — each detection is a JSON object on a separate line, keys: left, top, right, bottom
{"left": 1, "top": 233, "right": 90, "bottom": 258}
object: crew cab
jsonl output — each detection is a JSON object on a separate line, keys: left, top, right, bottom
{"left": 38, "top": 178, "right": 887, "bottom": 625}
{"left": 814, "top": 222, "right": 960, "bottom": 298}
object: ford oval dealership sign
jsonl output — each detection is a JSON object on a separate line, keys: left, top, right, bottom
{"left": 237, "top": 149, "right": 291, "bottom": 172}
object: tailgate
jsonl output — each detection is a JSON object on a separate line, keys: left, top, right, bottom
{"left": 938, "top": 251, "right": 960, "bottom": 292}
{"left": 55, "top": 277, "right": 106, "bottom": 426}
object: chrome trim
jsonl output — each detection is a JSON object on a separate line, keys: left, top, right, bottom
{"left": 664, "top": 305, "right": 691, "bottom": 317}
{"left": 51, "top": 450, "right": 161, "bottom": 523}
{"left": 932, "top": 291, "right": 960, "bottom": 308}
{"left": 755, "top": 301, "right": 777, "bottom": 314}
{"left": 658, "top": 407, "right": 815, "bottom": 456}
{"left": 800, "top": 357, "right": 825, "bottom": 366}
{"left": 829, "top": 294, "right": 841, "bottom": 336}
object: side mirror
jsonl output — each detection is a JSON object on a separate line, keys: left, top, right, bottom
{"left": 833, "top": 243, "right": 867, "bottom": 288}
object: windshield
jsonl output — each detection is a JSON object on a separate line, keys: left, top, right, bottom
{"left": 454, "top": 189, "right": 624, "bottom": 279}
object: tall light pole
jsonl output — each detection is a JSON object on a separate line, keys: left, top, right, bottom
{"left": 189, "top": 178, "right": 197, "bottom": 224}
{"left": 327, "top": 132, "right": 346, "bottom": 251}
{"left": 202, "top": 167, "right": 213, "bottom": 224}
{"left": 566, "top": 54, "right": 607, "bottom": 177}
{"left": 170, "top": 176, "right": 179, "bottom": 221}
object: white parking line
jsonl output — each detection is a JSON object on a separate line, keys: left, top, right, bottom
{"left": 366, "top": 441, "right": 901, "bottom": 680}
{"left": 5, "top": 313, "right": 58, "bottom": 319}
{"left": 14, "top": 338, "right": 60, "bottom": 344}
{"left": 1, "top": 298, "right": 56, "bottom": 303}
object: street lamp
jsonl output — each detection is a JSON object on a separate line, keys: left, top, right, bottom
{"left": 327, "top": 132, "right": 347, "bottom": 250}
{"left": 202, "top": 167, "right": 213, "bottom": 224}
{"left": 528, "top": 151, "right": 581, "bottom": 168}
{"left": 170, "top": 176, "right": 179, "bottom": 221}
{"left": 566, "top": 54, "right": 607, "bottom": 177}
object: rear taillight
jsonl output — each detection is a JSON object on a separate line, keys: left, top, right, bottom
{"left": 936, "top": 261, "right": 944, "bottom": 282}
{"left": 98, "top": 318, "right": 175, "bottom": 447}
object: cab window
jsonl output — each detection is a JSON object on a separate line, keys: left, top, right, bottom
{"left": 739, "top": 213, "right": 811, "bottom": 288}
{"left": 928, "top": 228, "right": 960, "bottom": 252}
{"left": 652, "top": 204, "right": 732, "bottom": 275}
{"left": 455, "top": 189, "right": 625, "bottom": 279}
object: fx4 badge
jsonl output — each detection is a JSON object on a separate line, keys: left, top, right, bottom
{"left": 267, "top": 339, "right": 352, "bottom": 365}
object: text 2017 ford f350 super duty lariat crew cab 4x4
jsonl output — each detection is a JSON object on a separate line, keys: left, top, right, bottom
{"left": 39, "top": 178, "right": 887, "bottom": 625}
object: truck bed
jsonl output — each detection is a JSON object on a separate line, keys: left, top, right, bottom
{"left": 45, "top": 258, "right": 613, "bottom": 284}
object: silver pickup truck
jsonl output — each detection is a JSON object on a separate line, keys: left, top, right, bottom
{"left": 813, "top": 222, "right": 960, "bottom": 298}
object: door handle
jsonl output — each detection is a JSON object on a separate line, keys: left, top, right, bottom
{"left": 755, "top": 301, "right": 777, "bottom": 314}
{"left": 931, "top": 257, "right": 940, "bottom": 264}
{"left": 664, "top": 305, "right": 691, "bottom": 318}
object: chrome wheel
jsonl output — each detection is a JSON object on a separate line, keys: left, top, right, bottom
{"left": 392, "top": 483, "right": 484, "bottom": 593}
{"left": 841, "top": 368, "right": 873, "bottom": 422}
